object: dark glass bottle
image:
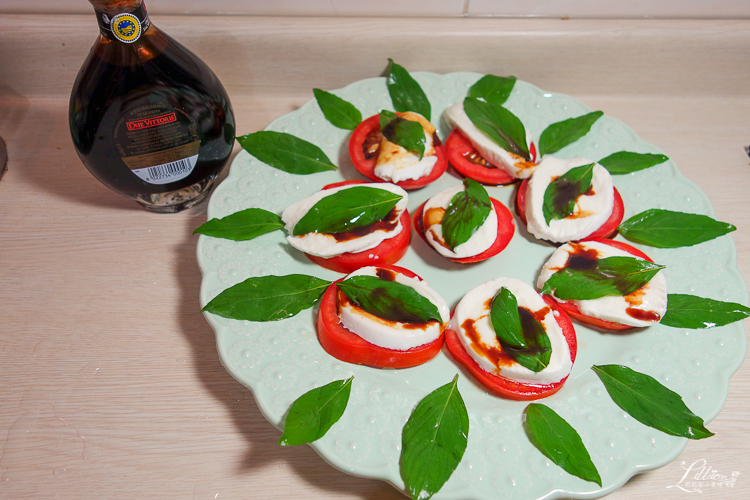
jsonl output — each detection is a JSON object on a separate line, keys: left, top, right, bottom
{"left": 69, "top": 0, "right": 235, "bottom": 213}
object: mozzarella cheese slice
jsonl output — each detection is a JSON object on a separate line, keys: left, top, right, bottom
{"left": 281, "top": 183, "right": 408, "bottom": 258}
{"left": 443, "top": 103, "right": 536, "bottom": 179}
{"left": 338, "top": 266, "right": 450, "bottom": 350}
{"left": 449, "top": 277, "right": 572, "bottom": 385}
{"left": 421, "top": 183, "right": 498, "bottom": 259}
{"left": 537, "top": 240, "right": 667, "bottom": 327}
{"left": 374, "top": 112, "right": 438, "bottom": 183}
{"left": 525, "top": 156, "right": 614, "bottom": 243}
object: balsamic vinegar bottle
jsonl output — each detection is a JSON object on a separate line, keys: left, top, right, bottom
{"left": 69, "top": 0, "right": 235, "bottom": 213}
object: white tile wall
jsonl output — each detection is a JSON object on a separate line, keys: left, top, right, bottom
{"left": 2, "top": 0, "right": 749, "bottom": 18}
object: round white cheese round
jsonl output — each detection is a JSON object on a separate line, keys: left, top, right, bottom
{"left": 525, "top": 156, "right": 614, "bottom": 243}
{"left": 338, "top": 266, "right": 450, "bottom": 351}
{"left": 281, "top": 183, "right": 408, "bottom": 258}
{"left": 449, "top": 277, "right": 572, "bottom": 385}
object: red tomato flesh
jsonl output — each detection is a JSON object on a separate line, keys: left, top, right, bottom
{"left": 515, "top": 178, "right": 624, "bottom": 241}
{"left": 444, "top": 129, "right": 518, "bottom": 185}
{"left": 349, "top": 114, "right": 448, "bottom": 190}
{"left": 445, "top": 295, "right": 577, "bottom": 400}
{"left": 302, "top": 180, "right": 411, "bottom": 274}
{"left": 316, "top": 265, "right": 445, "bottom": 368}
{"left": 543, "top": 238, "right": 656, "bottom": 331}
{"left": 412, "top": 197, "right": 515, "bottom": 264}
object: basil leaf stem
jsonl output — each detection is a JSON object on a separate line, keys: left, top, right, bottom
{"left": 194, "top": 208, "right": 284, "bottom": 241}
{"left": 400, "top": 375, "right": 469, "bottom": 500}
{"left": 524, "top": 404, "right": 602, "bottom": 486}
{"left": 279, "top": 377, "right": 353, "bottom": 446}
{"left": 236, "top": 131, "right": 338, "bottom": 175}
{"left": 202, "top": 274, "right": 331, "bottom": 321}
{"left": 593, "top": 365, "right": 714, "bottom": 439}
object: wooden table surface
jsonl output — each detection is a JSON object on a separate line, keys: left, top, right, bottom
{"left": 1, "top": 14, "right": 749, "bottom": 500}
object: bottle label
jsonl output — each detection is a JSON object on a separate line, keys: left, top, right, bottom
{"left": 128, "top": 150, "right": 199, "bottom": 185}
{"left": 113, "top": 101, "right": 201, "bottom": 185}
{"left": 96, "top": 3, "right": 151, "bottom": 43}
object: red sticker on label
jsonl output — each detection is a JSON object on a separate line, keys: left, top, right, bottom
{"left": 126, "top": 112, "right": 177, "bottom": 131}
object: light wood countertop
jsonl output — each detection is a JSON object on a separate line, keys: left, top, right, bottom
{"left": 1, "top": 14, "right": 748, "bottom": 500}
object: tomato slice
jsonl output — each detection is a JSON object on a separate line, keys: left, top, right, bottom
{"left": 349, "top": 114, "right": 448, "bottom": 190}
{"left": 543, "top": 238, "right": 655, "bottom": 331}
{"left": 302, "top": 180, "right": 411, "bottom": 274}
{"left": 316, "top": 265, "right": 445, "bottom": 368}
{"left": 444, "top": 129, "right": 518, "bottom": 185}
{"left": 515, "top": 178, "right": 624, "bottom": 241}
{"left": 445, "top": 295, "right": 577, "bottom": 400}
{"left": 412, "top": 197, "right": 515, "bottom": 264}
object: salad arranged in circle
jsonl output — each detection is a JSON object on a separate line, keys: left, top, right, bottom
{"left": 197, "top": 62, "right": 747, "bottom": 500}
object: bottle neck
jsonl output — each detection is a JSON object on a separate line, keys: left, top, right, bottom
{"left": 94, "top": 1, "right": 151, "bottom": 44}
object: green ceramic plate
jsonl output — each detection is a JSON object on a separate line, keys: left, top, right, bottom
{"left": 197, "top": 72, "right": 747, "bottom": 499}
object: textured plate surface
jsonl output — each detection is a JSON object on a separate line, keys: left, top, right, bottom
{"left": 197, "top": 72, "right": 747, "bottom": 500}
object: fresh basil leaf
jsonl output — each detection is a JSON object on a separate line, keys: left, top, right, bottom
{"left": 236, "top": 131, "right": 338, "bottom": 175}
{"left": 524, "top": 403, "right": 602, "bottom": 486}
{"left": 279, "top": 377, "right": 353, "bottom": 446}
{"left": 194, "top": 208, "right": 284, "bottom": 241}
{"left": 490, "top": 288, "right": 551, "bottom": 373}
{"left": 292, "top": 186, "right": 402, "bottom": 236}
{"left": 337, "top": 275, "right": 442, "bottom": 324}
{"left": 490, "top": 287, "right": 525, "bottom": 347}
{"left": 400, "top": 375, "right": 468, "bottom": 500}
{"left": 540, "top": 256, "right": 665, "bottom": 300}
{"left": 468, "top": 74, "right": 516, "bottom": 105}
{"left": 380, "top": 109, "right": 426, "bottom": 160}
{"left": 538, "top": 111, "right": 603, "bottom": 157}
{"left": 463, "top": 97, "right": 530, "bottom": 159}
{"left": 593, "top": 365, "right": 714, "bottom": 439}
{"left": 202, "top": 274, "right": 331, "bottom": 321}
{"left": 387, "top": 59, "right": 431, "bottom": 120}
{"left": 313, "top": 88, "right": 362, "bottom": 130}
{"left": 599, "top": 151, "right": 669, "bottom": 175}
{"left": 542, "top": 162, "right": 595, "bottom": 225}
{"left": 441, "top": 178, "right": 492, "bottom": 251}
{"left": 618, "top": 209, "right": 737, "bottom": 248}
{"left": 661, "top": 294, "right": 750, "bottom": 329}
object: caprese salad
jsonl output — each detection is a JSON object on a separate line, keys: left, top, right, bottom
{"left": 412, "top": 179, "right": 515, "bottom": 263}
{"left": 537, "top": 239, "right": 667, "bottom": 330}
{"left": 445, "top": 277, "right": 577, "bottom": 400}
{"left": 349, "top": 111, "right": 448, "bottom": 190}
{"left": 443, "top": 102, "right": 536, "bottom": 185}
{"left": 516, "top": 157, "right": 625, "bottom": 244}
{"left": 281, "top": 180, "right": 412, "bottom": 274}
{"left": 442, "top": 74, "right": 602, "bottom": 186}
{"left": 316, "top": 265, "right": 450, "bottom": 368}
